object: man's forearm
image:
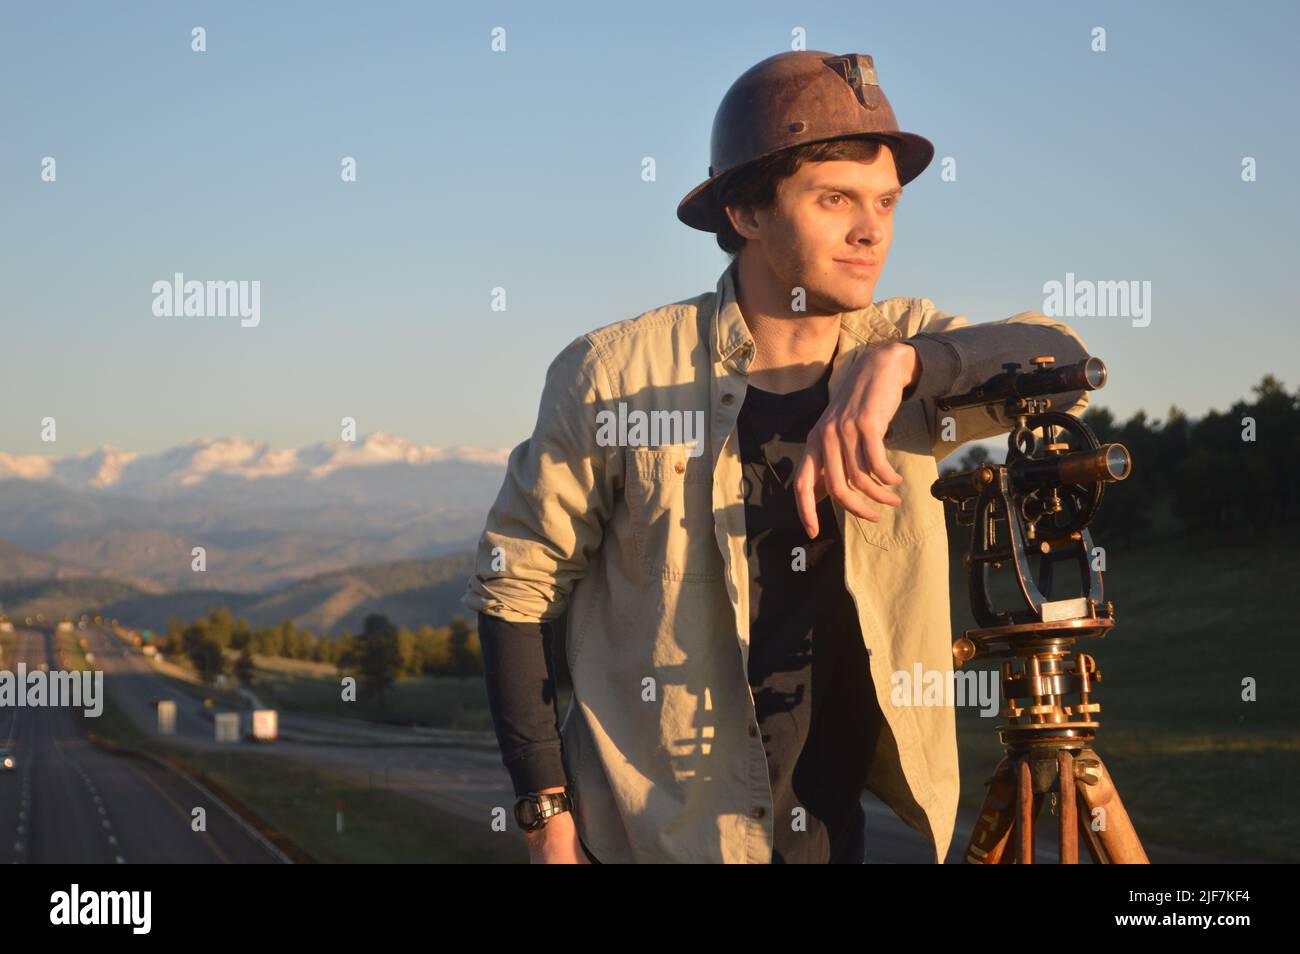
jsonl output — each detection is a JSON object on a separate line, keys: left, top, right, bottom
{"left": 477, "top": 612, "right": 569, "bottom": 795}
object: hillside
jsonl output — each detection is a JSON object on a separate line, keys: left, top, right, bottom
{"left": 0, "top": 550, "right": 477, "bottom": 636}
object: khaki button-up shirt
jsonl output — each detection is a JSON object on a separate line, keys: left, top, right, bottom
{"left": 464, "top": 260, "right": 1090, "bottom": 863}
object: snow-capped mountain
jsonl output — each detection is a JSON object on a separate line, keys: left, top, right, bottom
{"left": 0, "top": 433, "right": 510, "bottom": 494}
{"left": 0, "top": 434, "right": 512, "bottom": 592}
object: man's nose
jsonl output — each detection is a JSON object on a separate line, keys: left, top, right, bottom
{"left": 847, "top": 207, "right": 886, "bottom": 244}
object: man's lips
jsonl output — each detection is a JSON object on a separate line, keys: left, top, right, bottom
{"left": 835, "top": 258, "right": 877, "bottom": 270}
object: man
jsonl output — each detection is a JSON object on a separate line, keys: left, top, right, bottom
{"left": 464, "top": 50, "right": 1091, "bottom": 863}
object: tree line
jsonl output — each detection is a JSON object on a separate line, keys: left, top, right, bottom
{"left": 941, "top": 373, "right": 1299, "bottom": 548}
{"left": 159, "top": 607, "right": 481, "bottom": 695}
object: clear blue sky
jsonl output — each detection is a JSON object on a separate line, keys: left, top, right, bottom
{"left": 3, "top": 0, "right": 1297, "bottom": 456}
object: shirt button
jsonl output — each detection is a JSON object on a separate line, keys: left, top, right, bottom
{"left": 721, "top": 393, "right": 735, "bottom": 406}
{"left": 748, "top": 724, "right": 758, "bottom": 737}
{"left": 751, "top": 806, "right": 766, "bottom": 819}
{"left": 674, "top": 461, "right": 685, "bottom": 474}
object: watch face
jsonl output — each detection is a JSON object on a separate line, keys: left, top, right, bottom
{"left": 515, "top": 798, "right": 541, "bottom": 828}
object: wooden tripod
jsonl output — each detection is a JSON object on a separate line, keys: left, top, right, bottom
{"left": 956, "top": 618, "right": 1148, "bottom": 864}
{"left": 964, "top": 743, "right": 1148, "bottom": 863}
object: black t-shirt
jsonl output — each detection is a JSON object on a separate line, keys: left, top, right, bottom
{"left": 737, "top": 361, "right": 881, "bottom": 864}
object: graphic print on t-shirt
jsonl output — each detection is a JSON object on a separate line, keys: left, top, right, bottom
{"left": 736, "top": 363, "right": 882, "bottom": 864}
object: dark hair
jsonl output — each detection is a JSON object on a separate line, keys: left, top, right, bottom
{"left": 712, "top": 137, "right": 889, "bottom": 257}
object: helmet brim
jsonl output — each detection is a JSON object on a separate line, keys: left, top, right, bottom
{"left": 676, "top": 131, "right": 934, "bottom": 233}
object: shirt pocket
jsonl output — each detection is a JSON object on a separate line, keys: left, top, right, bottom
{"left": 852, "top": 506, "right": 947, "bottom": 551}
{"left": 623, "top": 445, "right": 722, "bottom": 582}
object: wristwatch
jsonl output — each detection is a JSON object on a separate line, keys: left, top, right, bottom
{"left": 513, "top": 790, "right": 574, "bottom": 832}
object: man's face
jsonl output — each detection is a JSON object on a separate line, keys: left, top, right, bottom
{"left": 728, "top": 146, "right": 902, "bottom": 314}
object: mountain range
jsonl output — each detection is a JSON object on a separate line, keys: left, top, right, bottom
{"left": 0, "top": 433, "right": 510, "bottom": 632}
{"left": 0, "top": 433, "right": 509, "bottom": 592}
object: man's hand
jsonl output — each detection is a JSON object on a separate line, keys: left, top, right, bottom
{"left": 794, "top": 341, "right": 920, "bottom": 538}
{"left": 524, "top": 787, "right": 591, "bottom": 864}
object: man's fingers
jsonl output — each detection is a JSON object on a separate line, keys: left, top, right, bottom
{"left": 856, "top": 375, "right": 906, "bottom": 487}
{"left": 839, "top": 419, "right": 868, "bottom": 493}
{"left": 856, "top": 430, "right": 903, "bottom": 506}
{"left": 837, "top": 419, "right": 903, "bottom": 507}
{"left": 820, "top": 428, "right": 882, "bottom": 524}
{"left": 794, "top": 445, "right": 823, "bottom": 539}
{"left": 863, "top": 425, "right": 903, "bottom": 488}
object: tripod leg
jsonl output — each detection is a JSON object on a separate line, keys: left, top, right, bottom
{"left": 1074, "top": 748, "right": 1149, "bottom": 864}
{"left": 963, "top": 757, "right": 1015, "bottom": 864}
{"left": 1078, "top": 792, "right": 1107, "bottom": 863}
{"left": 1017, "top": 757, "right": 1035, "bottom": 863}
{"left": 1058, "top": 748, "right": 1078, "bottom": 863}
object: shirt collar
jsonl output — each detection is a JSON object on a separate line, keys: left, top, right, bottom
{"left": 710, "top": 258, "right": 901, "bottom": 369}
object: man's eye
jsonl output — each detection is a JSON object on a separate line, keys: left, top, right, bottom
{"left": 881, "top": 195, "right": 897, "bottom": 209}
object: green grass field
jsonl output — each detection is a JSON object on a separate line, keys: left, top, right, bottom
{"left": 246, "top": 659, "right": 499, "bottom": 732}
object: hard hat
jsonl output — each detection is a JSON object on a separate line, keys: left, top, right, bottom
{"left": 677, "top": 50, "right": 935, "bottom": 233}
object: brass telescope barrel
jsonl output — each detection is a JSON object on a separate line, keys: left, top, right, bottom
{"left": 930, "top": 444, "right": 1131, "bottom": 505}
{"left": 931, "top": 465, "right": 995, "bottom": 504}
{"left": 937, "top": 356, "right": 1108, "bottom": 411}
{"left": 1011, "top": 443, "right": 1131, "bottom": 491}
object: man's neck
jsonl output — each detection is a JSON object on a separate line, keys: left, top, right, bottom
{"left": 734, "top": 254, "right": 842, "bottom": 394}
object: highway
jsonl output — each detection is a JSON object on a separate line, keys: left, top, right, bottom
{"left": 80, "top": 622, "right": 521, "bottom": 829}
{"left": 0, "top": 627, "right": 282, "bottom": 863}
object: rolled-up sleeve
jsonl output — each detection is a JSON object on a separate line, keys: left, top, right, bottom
{"left": 901, "top": 298, "right": 1092, "bottom": 456}
{"left": 463, "top": 334, "right": 621, "bottom": 624}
